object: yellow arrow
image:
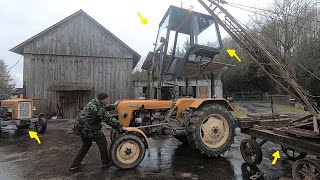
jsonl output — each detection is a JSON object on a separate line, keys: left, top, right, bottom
{"left": 272, "top": 151, "right": 280, "bottom": 164}
{"left": 138, "top": 11, "right": 148, "bottom": 24}
{"left": 226, "top": 49, "right": 241, "bottom": 62}
{"left": 29, "top": 131, "right": 41, "bottom": 144}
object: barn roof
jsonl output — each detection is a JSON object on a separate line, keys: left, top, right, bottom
{"left": 10, "top": 9, "right": 141, "bottom": 68}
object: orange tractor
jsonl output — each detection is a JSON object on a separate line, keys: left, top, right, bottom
{"left": 109, "top": 6, "right": 235, "bottom": 169}
{"left": 0, "top": 98, "right": 47, "bottom": 135}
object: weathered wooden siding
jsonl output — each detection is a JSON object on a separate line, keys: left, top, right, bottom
{"left": 24, "top": 54, "right": 133, "bottom": 117}
{"left": 24, "top": 14, "right": 132, "bottom": 58}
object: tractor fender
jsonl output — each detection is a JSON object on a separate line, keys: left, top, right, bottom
{"left": 189, "top": 98, "right": 235, "bottom": 111}
{"left": 37, "top": 113, "right": 45, "bottom": 118}
{"left": 125, "top": 127, "right": 149, "bottom": 149}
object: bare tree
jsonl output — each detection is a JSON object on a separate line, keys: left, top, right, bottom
{"left": 252, "top": 0, "right": 318, "bottom": 79}
{"left": 0, "top": 59, "right": 15, "bottom": 96}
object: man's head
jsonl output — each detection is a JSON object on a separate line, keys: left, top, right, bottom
{"left": 98, "top": 92, "right": 109, "bottom": 104}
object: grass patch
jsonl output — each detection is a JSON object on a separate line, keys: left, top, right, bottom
{"left": 274, "top": 104, "right": 310, "bottom": 115}
{"left": 231, "top": 104, "right": 247, "bottom": 118}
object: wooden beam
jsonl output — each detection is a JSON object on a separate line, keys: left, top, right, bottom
{"left": 210, "top": 72, "right": 214, "bottom": 97}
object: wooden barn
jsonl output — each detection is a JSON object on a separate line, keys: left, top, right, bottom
{"left": 10, "top": 10, "right": 140, "bottom": 119}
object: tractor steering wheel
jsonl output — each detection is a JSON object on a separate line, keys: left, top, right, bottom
{"left": 168, "top": 88, "right": 186, "bottom": 100}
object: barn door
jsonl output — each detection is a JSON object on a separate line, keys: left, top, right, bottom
{"left": 59, "top": 91, "right": 78, "bottom": 119}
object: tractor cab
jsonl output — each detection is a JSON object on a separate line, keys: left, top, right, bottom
{"left": 153, "top": 5, "right": 223, "bottom": 77}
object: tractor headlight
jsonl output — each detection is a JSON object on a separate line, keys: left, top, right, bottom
{"left": 123, "top": 112, "right": 128, "bottom": 118}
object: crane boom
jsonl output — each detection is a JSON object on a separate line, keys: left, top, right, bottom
{"left": 198, "top": 0, "right": 319, "bottom": 133}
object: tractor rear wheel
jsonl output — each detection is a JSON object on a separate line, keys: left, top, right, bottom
{"left": 186, "top": 104, "right": 235, "bottom": 157}
{"left": 35, "top": 116, "right": 47, "bottom": 134}
{"left": 110, "top": 133, "right": 146, "bottom": 169}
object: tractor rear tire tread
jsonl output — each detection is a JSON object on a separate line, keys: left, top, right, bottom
{"left": 186, "top": 103, "right": 235, "bottom": 157}
{"left": 36, "top": 116, "right": 47, "bottom": 134}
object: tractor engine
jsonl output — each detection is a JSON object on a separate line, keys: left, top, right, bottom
{"left": 131, "top": 109, "right": 173, "bottom": 137}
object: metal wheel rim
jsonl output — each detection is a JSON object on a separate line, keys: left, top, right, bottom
{"left": 296, "top": 162, "right": 320, "bottom": 180}
{"left": 284, "top": 147, "right": 302, "bottom": 158}
{"left": 116, "top": 140, "right": 140, "bottom": 164}
{"left": 243, "top": 141, "right": 257, "bottom": 163}
{"left": 200, "top": 114, "right": 230, "bottom": 149}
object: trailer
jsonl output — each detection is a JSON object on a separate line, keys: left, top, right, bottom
{"left": 236, "top": 116, "right": 320, "bottom": 179}
{"left": 198, "top": 0, "right": 320, "bottom": 179}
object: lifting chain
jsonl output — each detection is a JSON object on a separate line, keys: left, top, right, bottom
{"left": 250, "top": 172, "right": 263, "bottom": 180}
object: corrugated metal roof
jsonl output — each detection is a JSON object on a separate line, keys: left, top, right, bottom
{"left": 47, "top": 83, "right": 93, "bottom": 91}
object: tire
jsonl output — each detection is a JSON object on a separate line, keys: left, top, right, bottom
{"left": 240, "top": 139, "right": 263, "bottom": 165}
{"left": 110, "top": 133, "right": 146, "bottom": 169}
{"left": 35, "top": 116, "right": 47, "bottom": 134}
{"left": 241, "top": 163, "right": 262, "bottom": 179}
{"left": 174, "top": 134, "right": 188, "bottom": 143}
{"left": 292, "top": 158, "right": 320, "bottom": 180}
{"left": 17, "top": 124, "right": 30, "bottom": 129}
{"left": 110, "top": 129, "right": 119, "bottom": 142}
{"left": 281, "top": 145, "right": 307, "bottom": 161}
{"left": 186, "top": 103, "right": 235, "bottom": 157}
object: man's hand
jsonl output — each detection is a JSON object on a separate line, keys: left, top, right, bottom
{"left": 114, "top": 100, "right": 122, "bottom": 106}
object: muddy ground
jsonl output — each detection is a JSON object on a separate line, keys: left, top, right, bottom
{"left": 0, "top": 101, "right": 308, "bottom": 180}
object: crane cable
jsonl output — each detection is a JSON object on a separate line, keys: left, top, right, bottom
{"left": 218, "top": 2, "right": 320, "bottom": 82}
{"left": 7, "top": 56, "right": 22, "bottom": 70}
{"left": 223, "top": 0, "right": 320, "bottom": 23}
{"left": 224, "top": 2, "right": 320, "bottom": 33}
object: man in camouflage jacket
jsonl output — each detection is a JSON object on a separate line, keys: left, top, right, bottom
{"left": 70, "top": 92, "right": 124, "bottom": 170}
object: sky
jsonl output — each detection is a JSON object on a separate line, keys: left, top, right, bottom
{"left": 0, "top": 0, "right": 270, "bottom": 88}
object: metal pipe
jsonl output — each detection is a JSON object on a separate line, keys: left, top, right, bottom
{"left": 136, "top": 123, "right": 169, "bottom": 129}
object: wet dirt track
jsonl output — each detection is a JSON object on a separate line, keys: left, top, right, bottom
{"left": 0, "top": 101, "right": 307, "bottom": 180}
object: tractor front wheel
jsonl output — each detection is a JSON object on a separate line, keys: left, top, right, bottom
{"left": 110, "top": 133, "right": 146, "bottom": 169}
{"left": 187, "top": 104, "right": 235, "bottom": 157}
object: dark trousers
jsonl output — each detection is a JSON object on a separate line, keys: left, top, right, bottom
{"left": 71, "top": 133, "right": 110, "bottom": 166}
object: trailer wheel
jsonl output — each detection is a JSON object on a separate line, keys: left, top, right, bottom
{"left": 240, "top": 139, "right": 263, "bottom": 165}
{"left": 281, "top": 145, "right": 307, "bottom": 161}
{"left": 241, "top": 163, "right": 262, "bottom": 179}
{"left": 35, "top": 116, "right": 47, "bottom": 134}
{"left": 292, "top": 158, "right": 320, "bottom": 180}
{"left": 187, "top": 104, "right": 235, "bottom": 157}
{"left": 110, "top": 133, "right": 146, "bottom": 169}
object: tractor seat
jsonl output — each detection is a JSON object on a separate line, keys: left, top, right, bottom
{"left": 184, "top": 44, "right": 220, "bottom": 60}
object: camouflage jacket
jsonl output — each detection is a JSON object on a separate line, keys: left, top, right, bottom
{"left": 73, "top": 98, "right": 122, "bottom": 138}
